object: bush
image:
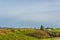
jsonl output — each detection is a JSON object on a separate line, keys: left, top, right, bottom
{"left": 33, "top": 30, "right": 50, "bottom": 38}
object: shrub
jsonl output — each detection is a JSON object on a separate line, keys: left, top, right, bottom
{"left": 33, "top": 30, "right": 50, "bottom": 38}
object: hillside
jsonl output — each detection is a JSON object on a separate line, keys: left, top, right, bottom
{"left": 0, "top": 28, "right": 59, "bottom": 40}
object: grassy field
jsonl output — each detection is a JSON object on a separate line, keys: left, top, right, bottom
{"left": 50, "top": 29, "right": 60, "bottom": 33}
{"left": 0, "top": 28, "right": 59, "bottom": 40}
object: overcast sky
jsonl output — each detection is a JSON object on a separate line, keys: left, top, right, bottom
{"left": 0, "top": 0, "right": 60, "bottom": 28}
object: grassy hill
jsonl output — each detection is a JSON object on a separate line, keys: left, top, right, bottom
{"left": 0, "top": 28, "right": 37, "bottom": 40}
{"left": 0, "top": 28, "right": 59, "bottom": 40}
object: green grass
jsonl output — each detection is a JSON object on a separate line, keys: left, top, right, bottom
{"left": 0, "top": 28, "right": 59, "bottom": 40}
{"left": 0, "top": 28, "right": 39, "bottom": 40}
{"left": 49, "top": 29, "right": 60, "bottom": 33}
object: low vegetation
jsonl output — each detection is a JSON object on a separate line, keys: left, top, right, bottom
{"left": 0, "top": 26, "right": 59, "bottom": 40}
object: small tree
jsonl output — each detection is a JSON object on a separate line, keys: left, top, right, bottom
{"left": 40, "top": 25, "right": 45, "bottom": 30}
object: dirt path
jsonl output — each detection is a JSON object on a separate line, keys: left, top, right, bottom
{"left": 54, "top": 37, "right": 60, "bottom": 40}
{"left": 40, "top": 37, "right": 60, "bottom": 40}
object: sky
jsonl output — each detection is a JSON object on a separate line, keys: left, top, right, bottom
{"left": 0, "top": 0, "right": 60, "bottom": 28}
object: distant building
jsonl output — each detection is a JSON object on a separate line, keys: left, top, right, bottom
{"left": 45, "top": 28, "right": 53, "bottom": 31}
